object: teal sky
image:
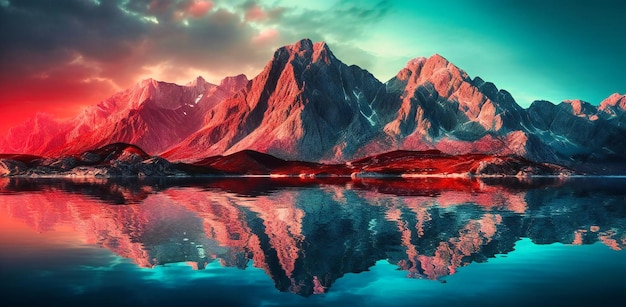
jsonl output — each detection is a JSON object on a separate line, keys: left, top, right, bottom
{"left": 263, "top": 0, "right": 626, "bottom": 106}
{"left": 2, "top": 0, "right": 625, "bottom": 133}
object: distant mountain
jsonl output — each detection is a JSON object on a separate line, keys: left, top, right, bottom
{"left": 163, "top": 39, "right": 625, "bottom": 172}
{"left": 165, "top": 39, "right": 535, "bottom": 162}
{"left": 0, "top": 75, "right": 248, "bottom": 156}
{"left": 2, "top": 38, "right": 625, "bottom": 173}
{"left": 528, "top": 95, "right": 626, "bottom": 168}
{"left": 356, "top": 54, "right": 540, "bottom": 160}
{"left": 164, "top": 39, "right": 383, "bottom": 162}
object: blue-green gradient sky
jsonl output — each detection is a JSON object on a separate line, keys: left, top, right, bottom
{"left": 269, "top": 0, "right": 625, "bottom": 106}
{"left": 1, "top": 0, "right": 624, "bottom": 132}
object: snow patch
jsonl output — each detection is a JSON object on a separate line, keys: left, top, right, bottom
{"left": 360, "top": 110, "right": 377, "bottom": 126}
{"left": 194, "top": 94, "right": 203, "bottom": 104}
{"left": 353, "top": 90, "right": 377, "bottom": 126}
{"left": 368, "top": 218, "right": 378, "bottom": 235}
{"left": 196, "top": 245, "right": 205, "bottom": 257}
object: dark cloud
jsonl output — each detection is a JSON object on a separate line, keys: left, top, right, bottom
{"left": 0, "top": 0, "right": 147, "bottom": 61}
{"left": 0, "top": 0, "right": 282, "bottom": 134}
{"left": 0, "top": 0, "right": 273, "bottom": 85}
{"left": 0, "top": 0, "right": 394, "bottom": 135}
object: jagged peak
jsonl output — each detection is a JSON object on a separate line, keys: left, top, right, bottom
{"left": 530, "top": 99, "right": 556, "bottom": 107}
{"left": 497, "top": 89, "right": 516, "bottom": 104}
{"left": 279, "top": 38, "right": 314, "bottom": 55}
{"left": 140, "top": 77, "right": 162, "bottom": 86}
{"left": 404, "top": 57, "right": 427, "bottom": 70}
{"left": 421, "top": 54, "right": 457, "bottom": 74}
{"left": 293, "top": 38, "right": 314, "bottom": 50}
{"left": 599, "top": 92, "right": 626, "bottom": 111}
{"left": 394, "top": 57, "right": 424, "bottom": 79}
{"left": 424, "top": 53, "right": 468, "bottom": 79}
{"left": 313, "top": 41, "right": 328, "bottom": 50}
{"left": 562, "top": 99, "right": 596, "bottom": 116}
{"left": 287, "top": 38, "right": 330, "bottom": 51}
{"left": 218, "top": 74, "right": 249, "bottom": 93}
{"left": 608, "top": 92, "right": 625, "bottom": 100}
{"left": 312, "top": 41, "right": 334, "bottom": 64}
{"left": 219, "top": 74, "right": 248, "bottom": 87}
{"left": 187, "top": 75, "right": 208, "bottom": 87}
{"left": 271, "top": 38, "right": 335, "bottom": 66}
{"left": 479, "top": 81, "right": 498, "bottom": 93}
{"left": 563, "top": 99, "right": 591, "bottom": 106}
{"left": 428, "top": 53, "right": 450, "bottom": 65}
{"left": 472, "top": 76, "right": 486, "bottom": 87}
{"left": 468, "top": 76, "right": 517, "bottom": 105}
{"left": 133, "top": 78, "right": 182, "bottom": 94}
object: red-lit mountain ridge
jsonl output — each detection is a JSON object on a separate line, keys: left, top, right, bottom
{"left": 1, "top": 39, "right": 625, "bottom": 173}
{"left": 0, "top": 75, "right": 248, "bottom": 156}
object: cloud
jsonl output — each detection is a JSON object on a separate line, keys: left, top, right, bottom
{"left": 275, "top": 1, "right": 390, "bottom": 42}
{"left": 185, "top": 0, "right": 213, "bottom": 18}
{"left": 0, "top": 0, "right": 260, "bottom": 133}
{"left": 244, "top": 4, "right": 267, "bottom": 21}
{"left": 268, "top": 0, "right": 391, "bottom": 75}
{"left": 241, "top": 1, "right": 283, "bottom": 23}
{"left": 252, "top": 28, "right": 279, "bottom": 45}
{"left": 0, "top": 0, "right": 393, "bottom": 135}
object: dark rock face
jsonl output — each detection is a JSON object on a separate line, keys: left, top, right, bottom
{"left": 361, "top": 55, "right": 536, "bottom": 161}
{"left": 1, "top": 38, "right": 625, "bottom": 173}
{"left": 165, "top": 39, "right": 384, "bottom": 162}
{"left": 167, "top": 40, "right": 624, "bottom": 172}
{"left": 0, "top": 143, "right": 219, "bottom": 177}
{"left": 527, "top": 96, "right": 626, "bottom": 172}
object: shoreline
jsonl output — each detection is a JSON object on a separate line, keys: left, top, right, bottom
{"left": 3, "top": 174, "right": 625, "bottom": 179}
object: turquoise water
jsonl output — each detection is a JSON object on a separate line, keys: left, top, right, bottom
{"left": 0, "top": 177, "right": 624, "bottom": 306}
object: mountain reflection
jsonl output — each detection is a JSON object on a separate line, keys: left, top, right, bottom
{"left": 1, "top": 177, "right": 624, "bottom": 296}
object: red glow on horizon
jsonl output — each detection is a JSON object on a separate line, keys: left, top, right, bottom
{"left": 0, "top": 74, "right": 120, "bottom": 136}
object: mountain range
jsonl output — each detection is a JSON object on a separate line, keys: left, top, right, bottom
{"left": 1, "top": 38, "right": 625, "bottom": 174}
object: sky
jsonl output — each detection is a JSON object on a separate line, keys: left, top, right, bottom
{"left": 1, "top": 0, "right": 625, "bottom": 135}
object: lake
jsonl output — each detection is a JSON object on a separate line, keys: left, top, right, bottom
{"left": 0, "top": 177, "right": 624, "bottom": 306}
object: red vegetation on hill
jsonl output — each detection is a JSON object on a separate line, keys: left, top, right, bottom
{"left": 193, "top": 149, "right": 568, "bottom": 177}
{"left": 0, "top": 142, "right": 569, "bottom": 178}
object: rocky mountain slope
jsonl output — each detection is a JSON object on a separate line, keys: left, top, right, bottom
{"left": 1, "top": 38, "right": 624, "bottom": 173}
{"left": 528, "top": 95, "right": 626, "bottom": 168}
{"left": 0, "top": 75, "right": 248, "bottom": 156}
{"left": 164, "top": 39, "right": 625, "bottom": 172}
{"left": 164, "top": 39, "right": 383, "bottom": 162}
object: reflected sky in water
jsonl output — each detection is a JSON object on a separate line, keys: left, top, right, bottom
{"left": 0, "top": 177, "right": 624, "bottom": 306}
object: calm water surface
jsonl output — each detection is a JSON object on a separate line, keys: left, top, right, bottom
{"left": 0, "top": 177, "right": 624, "bottom": 306}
